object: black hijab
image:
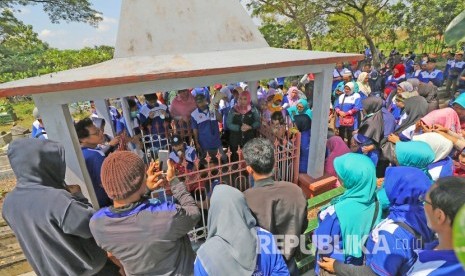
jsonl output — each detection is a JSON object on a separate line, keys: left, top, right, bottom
{"left": 358, "top": 97, "right": 385, "bottom": 144}
{"left": 397, "top": 96, "right": 429, "bottom": 134}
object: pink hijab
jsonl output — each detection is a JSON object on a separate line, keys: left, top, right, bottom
{"left": 234, "top": 90, "right": 252, "bottom": 115}
{"left": 170, "top": 92, "right": 197, "bottom": 118}
{"left": 421, "top": 107, "right": 462, "bottom": 134}
{"left": 325, "top": 136, "right": 351, "bottom": 177}
{"left": 287, "top": 86, "right": 300, "bottom": 107}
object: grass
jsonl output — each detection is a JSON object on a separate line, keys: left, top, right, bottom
{"left": 0, "top": 99, "right": 92, "bottom": 134}
{"left": 0, "top": 100, "right": 35, "bottom": 134}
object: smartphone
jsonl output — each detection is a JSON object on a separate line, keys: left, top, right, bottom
{"left": 158, "top": 150, "right": 169, "bottom": 171}
{"left": 158, "top": 160, "right": 164, "bottom": 171}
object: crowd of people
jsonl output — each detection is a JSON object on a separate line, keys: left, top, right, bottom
{"left": 3, "top": 53, "right": 465, "bottom": 275}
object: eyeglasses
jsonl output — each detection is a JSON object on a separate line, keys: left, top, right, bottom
{"left": 418, "top": 194, "right": 433, "bottom": 206}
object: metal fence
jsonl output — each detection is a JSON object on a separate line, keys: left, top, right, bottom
{"left": 147, "top": 118, "right": 301, "bottom": 243}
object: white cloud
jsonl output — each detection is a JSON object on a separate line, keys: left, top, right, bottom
{"left": 39, "top": 29, "right": 54, "bottom": 38}
{"left": 97, "top": 16, "right": 117, "bottom": 33}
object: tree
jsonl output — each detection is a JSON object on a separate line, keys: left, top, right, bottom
{"left": 318, "top": 0, "right": 391, "bottom": 67}
{"left": 401, "top": 0, "right": 465, "bottom": 53}
{"left": 247, "top": 0, "right": 325, "bottom": 50}
{"left": 0, "top": 46, "right": 114, "bottom": 83}
{"left": 259, "top": 17, "right": 300, "bottom": 48}
{"left": 0, "top": 0, "right": 102, "bottom": 26}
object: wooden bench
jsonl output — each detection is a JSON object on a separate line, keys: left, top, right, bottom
{"left": 298, "top": 174, "right": 338, "bottom": 198}
{"left": 296, "top": 186, "right": 345, "bottom": 273}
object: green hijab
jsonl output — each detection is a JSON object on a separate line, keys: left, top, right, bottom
{"left": 395, "top": 141, "right": 435, "bottom": 178}
{"left": 332, "top": 153, "right": 379, "bottom": 258}
{"left": 288, "top": 99, "right": 313, "bottom": 121}
{"left": 453, "top": 92, "right": 465, "bottom": 108}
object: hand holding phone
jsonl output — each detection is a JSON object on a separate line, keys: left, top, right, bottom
{"left": 146, "top": 161, "right": 166, "bottom": 191}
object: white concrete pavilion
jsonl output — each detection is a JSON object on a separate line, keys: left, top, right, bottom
{"left": 0, "top": 0, "right": 362, "bottom": 208}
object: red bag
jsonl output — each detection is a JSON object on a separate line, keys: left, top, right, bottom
{"left": 339, "top": 94, "right": 355, "bottom": 127}
{"left": 340, "top": 115, "right": 354, "bottom": 127}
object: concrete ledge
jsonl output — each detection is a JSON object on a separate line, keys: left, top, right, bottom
{"left": 298, "top": 174, "right": 337, "bottom": 199}
{"left": 0, "top": 132, "right": 12, "bottom": 147}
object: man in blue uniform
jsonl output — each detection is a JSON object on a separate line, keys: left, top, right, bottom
{"left": 408, "top": 177, "right": 465, "bottom": 275}
{"left": 417, "top": 58, "right": 444, "bottom": 87}
{"left": 445, "top": 51, "right": 465, "bottom": 99}
{"left": 75, "top": 118, "right": 112, "bottom": 208}
{"left": 190, "top": 94, "right": 225, "bottom": 162}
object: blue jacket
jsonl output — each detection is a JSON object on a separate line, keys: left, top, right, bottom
{"left": 334, "top": 92, "right": 363, "bottom": 129}
{"left": 417, "top": 69, "right": 444, "bottom": 87}
{"left": 448, "top": 60, "right": 465, "bottom": 80}
{"left": 81, "top": 147, "right": 112, "bottom": 207}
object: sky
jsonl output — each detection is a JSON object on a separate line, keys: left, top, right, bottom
{"left": 14, "top": 0, "right": 121, "bottom": 49}
{"left": 13, "top": 0, "right": 254, "bottom": 50}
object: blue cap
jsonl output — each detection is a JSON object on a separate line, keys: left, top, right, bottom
{"left": 268, "top": 80, "right": 278, "bottom": 89}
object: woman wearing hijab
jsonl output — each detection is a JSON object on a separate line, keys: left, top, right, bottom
{"left": 384, "top": 63, "right": 406, "bottom": 98}
{"left": 287, "top": 99, "right": 313, "bottom": 122}
{"left": 315, "top": 153, "right": 380, "bottom": 275}
{"left": 377, "top": 141, "right": 435, "bottom": 212}
{"left": 388, "top": 96, "right": 429, "bottom": 142}
{"left": 421, "top": 107, "right": 462, "bottom": 134}
{"left": 227, "top": 91, "right": 260, "bottom": 159}
{"left": 194, "top": 185, "right": 289, "bottom": 276}
{"left": 286, "top": 86, "right": 301, "bottom": 108}
{"left": 170, "top": 89, "right": 197, "bottom": 122}
{"left": 452, "top": 93, "right": 465, "bottom": 127}
{"left": 319, "top": 167, "right": 434, "bottom": 276}
{"left": 267, "top": 93, "right": 284, "bottom": 113}
{"left": 334, "top": 82, "right": 363, "bottom": 147}
{"left": 382, "top": 96, "right": 428, "bottom": 164}
{"left": 324, "top": 135, "right": 351, "bottom": 177}
{"left": 353, "top": 97, "right": 385, "bottom": 166}
{"left": 288, "top": 99, "right": 312, "bottom": 173}
{"left": 407, "top": 78, "right": 439, "bottom": 113}
{"left": 396, "top": 141, "right": 436, "bottom": 176}
{"left": 412, "top": 133, "right": 454, "bottom": 181}
{"left": 387, "top": 81, "right": 418, "bottom": 122}
{"left": 356, "top": 72, "right": 371, "bottom": 100}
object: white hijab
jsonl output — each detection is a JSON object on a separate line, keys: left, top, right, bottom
{"left": 412, "top": 132, "right": 453, "bottom": 162}
{"left": 357, "top": 72, "right": 371, "bottom": 97}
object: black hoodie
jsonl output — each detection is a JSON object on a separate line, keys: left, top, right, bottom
{"left": 2, "top": 138, "right": 107, "bottom": 276}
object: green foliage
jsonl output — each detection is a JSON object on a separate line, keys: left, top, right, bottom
{"left": 259, "top": 18, "right": 300, "bottom": 48}
{"left": 246, "top": 0, "right": 465, "bottom": 64}
{"left": 0, "top": 46, "right": 114, "bottom": 83}
{"left": 248, "top": 0, "right": 325, "bottom": 50}
{"left": 0, "top": 1, "right": 111, "bottom": 83}
{"left": 0, "top": 0, "right": 102, "bottom": 26}
{"left": 401, "top": 0, "right": 465, "bottom": 53}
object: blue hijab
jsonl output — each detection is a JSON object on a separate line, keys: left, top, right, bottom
{"left": 384, "top": 166, "right": 434, "bottom": 243}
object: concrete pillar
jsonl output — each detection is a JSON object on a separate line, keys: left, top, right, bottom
{"left": 121, "top": 97, "right": 134, "bottom": 136}
{"left": 248, "top": 80, "right": 259, "bottom": 105}
{"left": 93, "top": 99, "right": 115, "bottom": 136}
{"left": 32, "top": 95, "right": 100, "bottom": 209}
{"left": 307, "top": 66, "right": 333, "bottom": 178}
